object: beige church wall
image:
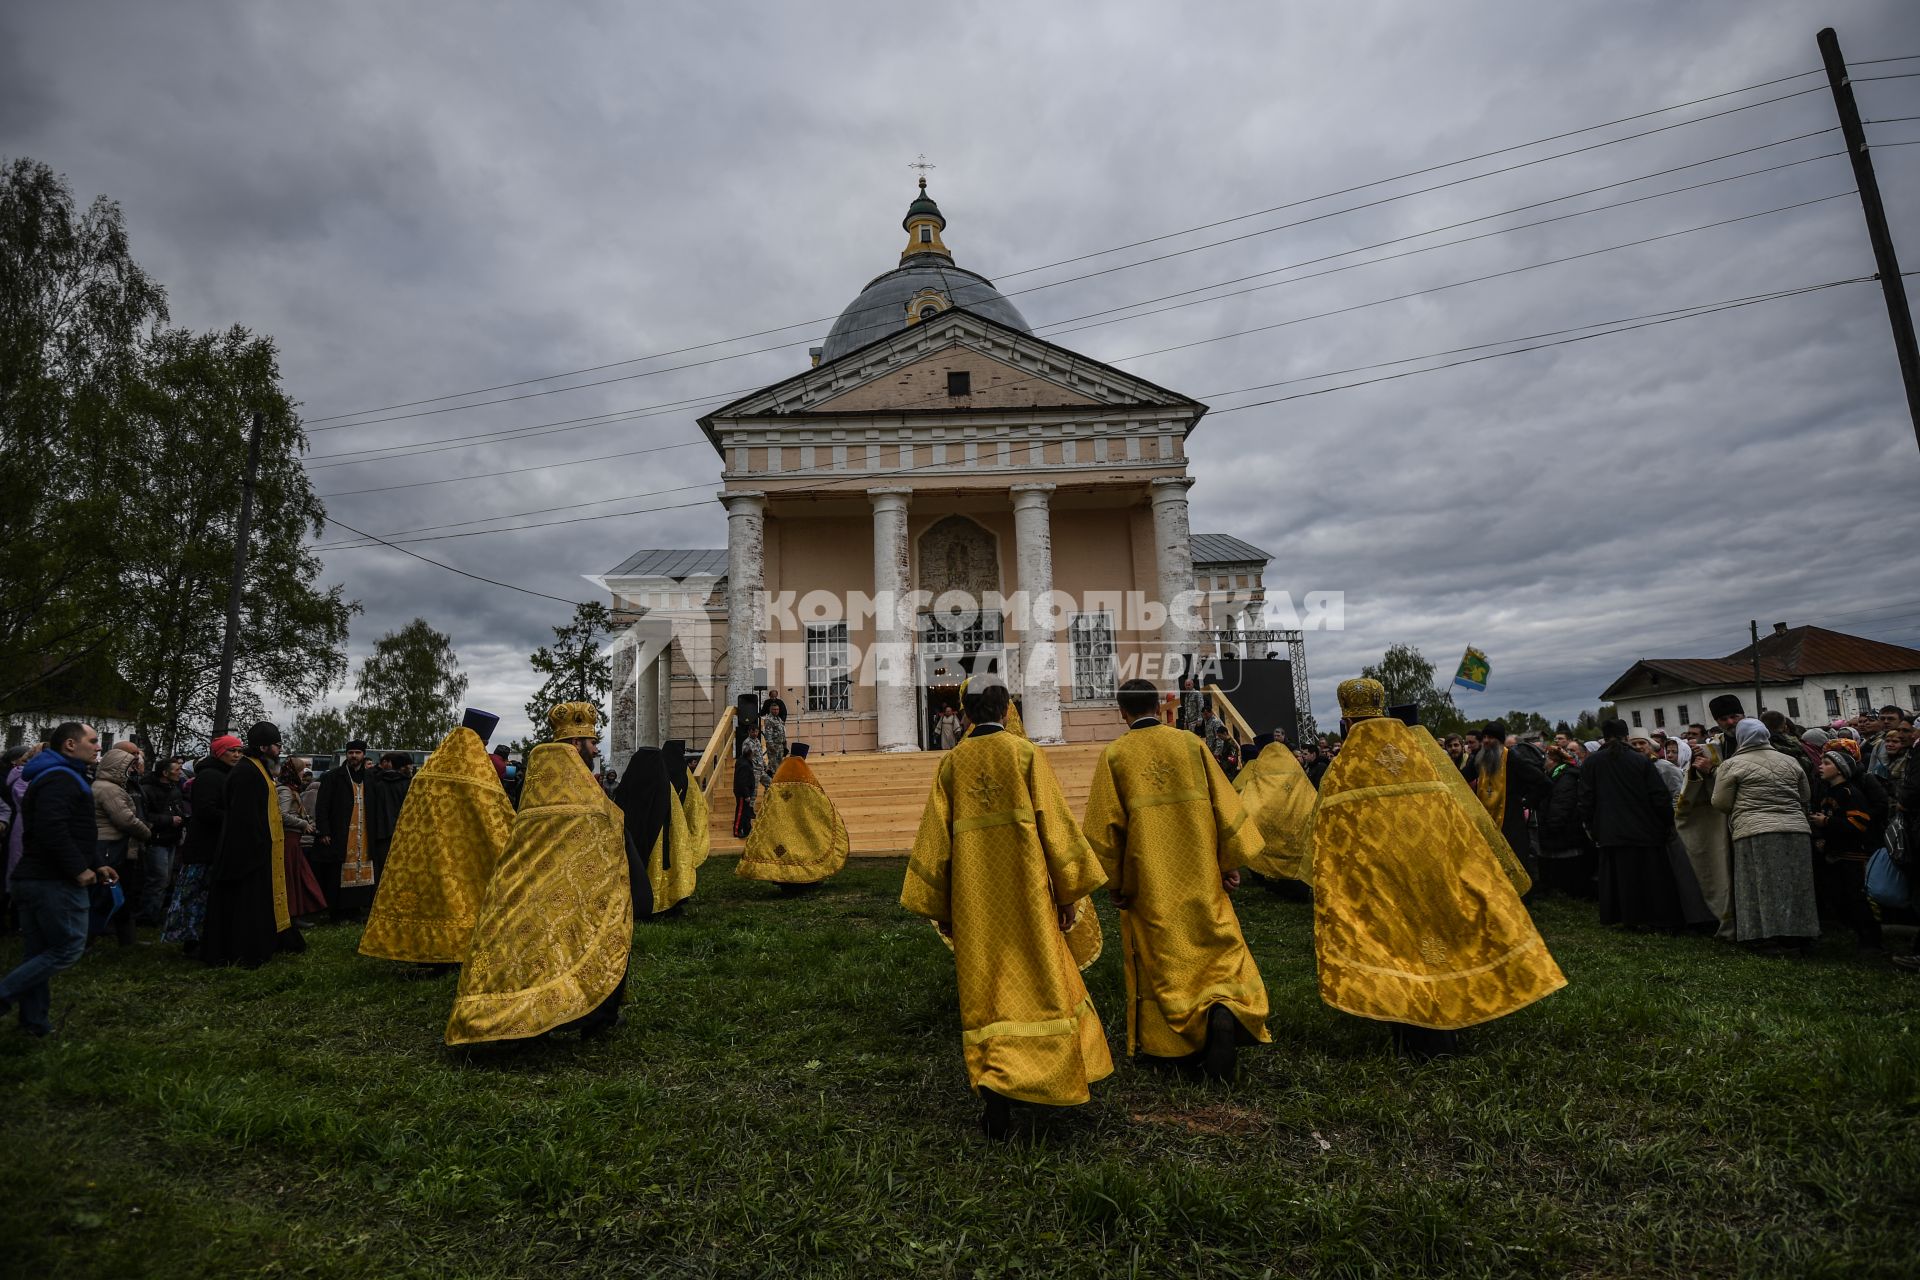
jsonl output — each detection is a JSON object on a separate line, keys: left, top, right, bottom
{"left": 813, "top": 345, "right": 1103, "bottom": 413}
{"left": 762, "top": 512, "right": 878, "bottom": 719}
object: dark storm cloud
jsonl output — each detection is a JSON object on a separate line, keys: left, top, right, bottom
{"left": 7, "top": 0, "right": 1920, "bottom": 739}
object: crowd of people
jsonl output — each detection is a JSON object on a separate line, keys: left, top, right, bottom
{"left": 0, "top": 679, "right": 1911, "bottom": 1144}
{"left": 0, "top": 724, "right": 432, "bottom": 1035}
{"left": 1220, "top": 695, "right": 1915, "bottom": 965}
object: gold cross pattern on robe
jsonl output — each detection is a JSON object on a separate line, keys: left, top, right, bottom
{"left": 969, "top": 770, "right": 1005, "bottom": 810}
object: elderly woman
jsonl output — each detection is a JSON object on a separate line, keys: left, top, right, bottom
{"left": 1711, "top": 718, "right": 1817, "bottom": 954}
{"left": 1812, "top": 746, "right": 1883, "bottom": 951}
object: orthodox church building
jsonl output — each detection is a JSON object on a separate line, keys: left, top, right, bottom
{"left": 605, "top": 181, "right": 1270, "bottom": 758}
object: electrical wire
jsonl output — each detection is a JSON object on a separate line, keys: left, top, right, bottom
{"left": 303, "top": 133, "right": 1847, "bottom": 470}
{"left": 314, "top": 190, "right": 1859, "bottom": 515}
{"left": 305, "top": 71, "right": 1833, "bottom": 429}
{"left": 319, "top": 515, "right": 586, "bottom": 606}
{"left": 312, "top": 273, "right": 1868, "bottom": 552}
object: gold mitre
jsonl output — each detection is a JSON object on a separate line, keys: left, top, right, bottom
{"left": 1336, "top": 677, "right": 1387, "bottom": 720}
{"left": 548, "top": 700, "right": 600, "bottom": 741}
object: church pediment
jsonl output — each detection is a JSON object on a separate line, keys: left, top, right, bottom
{"left": 701, "top": 309, "right": 1204, "bottom": 424}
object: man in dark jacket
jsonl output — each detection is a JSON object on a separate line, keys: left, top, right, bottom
{"left": 0, "top": 723, "right": 119, "bottom": 1036}
{"left": 1536, "top": 745, "right": 1595, "bottom": 898}
{"left": 162, "top": 737, "right": 240, "bottom": 952}
{"left": 1577, "top": 719, "right": 1686, "bottom": 930}
{"left": 200, "top": 722, "right": 305, "bottom": 968}
{"left": 137, "top": 757, "right": 188, "bottom": 925}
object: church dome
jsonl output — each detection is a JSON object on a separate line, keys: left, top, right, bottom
{"left": 815, "top": 180, "right": 1033, "bottom": 365}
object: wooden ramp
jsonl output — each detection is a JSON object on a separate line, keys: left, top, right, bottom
{"left": 705, "top": 741, "right": 1112, "bottom": 857}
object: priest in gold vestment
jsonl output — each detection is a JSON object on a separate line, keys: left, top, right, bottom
{"left": 901, "top": 679, "right": 1112, "bottom": 1138}
{"left": 360, "top": 710, "right": 514, "bottom": 966}
{"left": 446, "top": 702, "right": 632, "bottom": 1045}
{"left": 1082, "top": 680, "right": 1269, "bottom": 1081}
{"left": 1232, "top": 737, "right": 1318, "bottom": 885}
{"left": 1310, "top": 679, "right": 1564, "bottom": 1057}
{"left": 737, "top": 743, "right": 849, "bottom": 889}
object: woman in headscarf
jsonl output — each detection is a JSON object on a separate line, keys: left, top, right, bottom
{"left": 1655, "top": 739, "right": 1716, "bottom": 930}
{"left": 1711, "top": 718, "right": 1817, "bottom": 954}
{"left": 275, "top": 758, "right": 329, "bottom": 923}
{"left": 1812, "top": 746, "right": 1883, "bottom": 952}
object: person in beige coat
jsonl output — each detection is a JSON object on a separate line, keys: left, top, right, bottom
{"left": 93, "top": 743, "right": 151, "bottom": 945}
{"left": 1710, "top": 718, "right": 1817, "bottom": 953}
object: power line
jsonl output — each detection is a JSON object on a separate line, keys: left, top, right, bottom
{"left": 305, "top": 70, "right": 1832, "bottom": 429}
{"left": 314, "top": 190, "right": 1857, "bottom": 515}
{"left": 315, "top": 439, "right": 713, "bottom": 499}
{"left": 314, "top": 274, "right": 1868, "bottom": 552}
{"left": 302, "top": 133, "right": 1846, "bottom": 471}
{"left": 319, "top": 515, "right": 585, "bottom": 606}
{"left": 1040, "top": 144, "right": 1845, "bottom": 342}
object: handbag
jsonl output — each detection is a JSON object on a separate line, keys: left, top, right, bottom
{"left": 1885, "top": 812, "right": 1908, "bottom": 867}
{"left": 1866, "top": 846, "right": 1911, "bottom": 911}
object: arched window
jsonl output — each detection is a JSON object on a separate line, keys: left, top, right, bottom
{"left": 919, "top": 304, "right": 940, "bottom": 320}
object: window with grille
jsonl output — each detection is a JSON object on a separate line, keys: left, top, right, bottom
{"left": 919, "top": 610, "right": 1003, "bottom": 658}
{"left": 1069, "top": 612, "right": 1117, "bottom": 701}
{"left": 1631, "top": 709, "right": 1642, "bottom": 728}
{"left": 1855, "top": 687, "right": 1871, "bottom": 713}
{"left": 1654, "top": 707, "right": 1666, "bottom": 729}
{"left": 1909, "top": 684, "right": 1919, "bottom": 709}
{"left": 1786, "top": 697, "right": 1800, "bottom": 720}
{"left": 1677, "top": 704, "right": 1690, "bottom": 726}
{"left": 805, "top": 623, "right": 850, "bottom": 712}
{"left": 1825, "top": 688, "right": 1841, "bottom": 717}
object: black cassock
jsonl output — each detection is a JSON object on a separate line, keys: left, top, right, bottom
{"left": 200, "top": 752, "right": 306, "bottom": 968}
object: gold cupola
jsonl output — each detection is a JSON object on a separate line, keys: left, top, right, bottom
{"left": 901, "top": 177, "right": 953, "bottom": 265}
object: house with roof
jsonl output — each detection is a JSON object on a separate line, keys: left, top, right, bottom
{"left": 1599, "top": 623, "right": 1920, "bottom": 733}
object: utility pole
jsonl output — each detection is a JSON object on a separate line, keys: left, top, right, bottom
{"left": 212, "top": 410, "right": 265, "bottom": 735}
{"left": 1750, "top": 619, "right": 1765, "bottom": 717}
{"left": 1819, "top": 27, "right": 1920, "bottom": 454}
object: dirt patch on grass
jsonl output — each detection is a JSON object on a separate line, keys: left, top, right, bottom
{"left": 1128, "top": 1101, "right": 1271, "bottom": 1137}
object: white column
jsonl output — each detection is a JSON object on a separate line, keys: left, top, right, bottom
{"left": 1012, "top": 483, "right": 1065, "bottom": 744}
{"left": 632, "top": 652, "right": 660, "bottom": 752}
{"left": 1150, "top": 475, "right": 1199, "bottom": 681}
{"left": 722, "top": 490, "right": 767, "bottom": 711}
{"left": 869, "top": 486, "right": 917, "bottom": 752}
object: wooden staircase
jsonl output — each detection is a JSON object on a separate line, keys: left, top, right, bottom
{"left": 705, "top": 741, "right": 1113, "bottom": 857}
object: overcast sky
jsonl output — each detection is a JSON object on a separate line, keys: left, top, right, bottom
{"left": 7, "top": 0, "right": 1920, "bottom": 741}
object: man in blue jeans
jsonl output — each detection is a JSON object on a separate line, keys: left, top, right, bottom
{"left": 0, "top": 722, "right": 119, "bottom": 1037}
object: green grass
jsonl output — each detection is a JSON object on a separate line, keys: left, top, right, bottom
{"left": 2, "top": 859, "right": 1918, "bottom": 1278}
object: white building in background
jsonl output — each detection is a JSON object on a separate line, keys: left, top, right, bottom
{"left": 1600, "top": 623, "right": 1920, "bottom": 733}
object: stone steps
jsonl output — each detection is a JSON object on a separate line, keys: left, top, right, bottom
{"left": 704, "top": 741, "right": 1111, "bottom": 857}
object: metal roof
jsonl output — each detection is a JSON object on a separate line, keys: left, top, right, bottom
{"left": 818, "top": 262, "right": 1032, "bottom": 364}
{"left": 1600, "top": 626, "right": 1920, "bottom": 701}
{"left": 604, "top": 548, "right": 728, "bottom": 580}
{"left": 1190, "top": 533, "right": 1272, "bottom": 566}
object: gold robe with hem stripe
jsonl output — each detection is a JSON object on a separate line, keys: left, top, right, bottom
{"left": 737, "top": 754, "right": 849, "bottom": 884}
{"left": 445, "top": 743, "right": 631, "bottom": 1045}
{"left": 646, "top": 784, "right": 699, "bottom": 914}
{"left": 901, "top": 729, "right": 1113, "bottom": 1106}
{"left": 1309, "top": 715, "right": 1564, "bottom": 1031}
{"left": 1083, "top": 724, "right": 1270, "bottom": 1057}
{"left": 360, "top": 726, "right": 513, "bottom": 963}
{"left": 1232, "top": 744, "right": 1317, "bottom": 883}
